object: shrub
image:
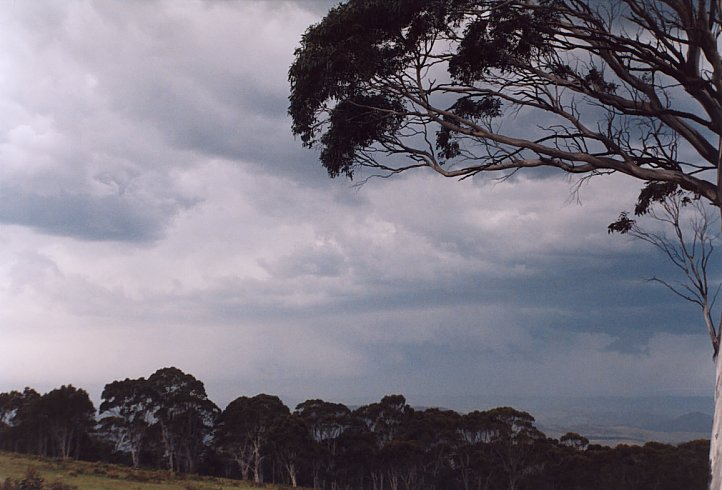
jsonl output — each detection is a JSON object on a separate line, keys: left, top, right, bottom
{"left": 17, "top": 468, "right": 44, "bottom": 490}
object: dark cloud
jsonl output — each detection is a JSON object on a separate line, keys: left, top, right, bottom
{"left": 0, "top": 186, "right": 194, "bottom": 242}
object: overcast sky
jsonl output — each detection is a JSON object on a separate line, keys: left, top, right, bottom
{"left": 0, "top": 0, "right": 716, "bottom": 412}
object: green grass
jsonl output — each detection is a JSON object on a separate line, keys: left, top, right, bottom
{"left": 0, "top": 452, "right": 296, "bottom": 490}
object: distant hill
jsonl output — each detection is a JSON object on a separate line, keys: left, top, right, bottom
{"left": 538, "top": 410, "right": 712, "bottom": 446}
{"left": 314, "top": 394, "right": 714, "bottom": 447}
{"left": 645, "top": 411, "right": 713, "bottom": 433}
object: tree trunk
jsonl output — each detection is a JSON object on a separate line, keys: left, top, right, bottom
{"left": 287, "top": 462, "right": 298, "bottom": 488}
{"left": 253, "top": 438, "right": 263, "bottom": 484}
{"left": 131, "top": 446, "right": 140, "bottom": 468}
{"left": 711, "top": 353, "right": 722, "bottom": 489}
{"left": 712, "top": 172, "right": 722, "bottom": 490}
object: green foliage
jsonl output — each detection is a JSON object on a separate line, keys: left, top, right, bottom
{"left": 289, "top": 0, "right": 478, "bottom": 177}
{"left": 289, "top": 0, "right": 433, "bottom": 141}
{"left": 607, "top": 182, "right": 702, "bottom": 235}
{"left": 214, "top": 394, "right": 290, "bottom": 483}
{"left": 319, "top": 94, "right": 405, "bottom": 178}
{"left": 436, "top": 96, "right": 502, "bottom": 160}
{"left": 147, "top": 368, "right": 219, "bottom": 474}
{"left": 98, "top": 377, "right": 155, "bottom": 468}
{"left": 448, "top": 0, "right": 560, "bottom": 81}
{"left": 40, "top": 386, "right": 96, "bottom": 460}
{"left": 288, "top": 0, "right": 560, "bottom": 178}
{"left": 634, "top": 182, "right": 683, "bottom": 216}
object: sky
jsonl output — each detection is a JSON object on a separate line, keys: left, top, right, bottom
{"left": 0, "top": 0, "right": 716, "bottom": 414}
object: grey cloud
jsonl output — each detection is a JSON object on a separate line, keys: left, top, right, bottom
{"left": 260, "top": 244, "right": 349, "bottom": 279}
{"left": 72, "top": 2, "right": 322, "bottom": 175}
{"left": 0, "top": 186, "right": 193, "bottom": 242}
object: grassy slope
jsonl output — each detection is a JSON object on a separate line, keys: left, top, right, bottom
{"left": 0, "top": 452, "right": 295, "bottom": 490}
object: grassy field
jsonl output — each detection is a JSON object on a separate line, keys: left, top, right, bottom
{"left": 0, "top": 451, "right": 295, "bottom": 490}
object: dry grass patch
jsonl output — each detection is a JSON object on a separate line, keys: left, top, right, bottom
{"left": 0, "top": 452, "right": 298, "bottom": 490}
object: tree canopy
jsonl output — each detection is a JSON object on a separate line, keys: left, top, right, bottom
{"left": 289, "top": 0, "right": 721, "bottom": 206}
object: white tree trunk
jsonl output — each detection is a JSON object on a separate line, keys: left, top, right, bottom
{"left": 713, "top": 168, "right": 722, "bottom": 490}
{"left": 711, "top": 353, "right": 722, "bottom": 490}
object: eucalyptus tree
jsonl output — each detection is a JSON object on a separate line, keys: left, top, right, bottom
{"left": 147, "top": 367, "right": 219, "bottom": 474}
{"left": 295, "top": 399, "right": 352, "bottom": 445}
{"left": 0, "top": 388, "right": 41, "bottom": 454}
{"left": 289, "top": 0, "right": 722, "bottom": 485}
{"left": 294, "top": 399, "right": 353, "bottom": 488}
{"left": 214, "top": 394, "right": 290, "bottom": 484}
{"left": 485, "top": 407, "right": 546, "bottom": 490}
{"left": 354, "top": 394, "right": 413, "bottom": 448}
{"left": 37, "top": 385, "right": 95, "bottom": 460}
{"left": 267, "top": 414, "right": 313, "bottom": 488}
{"left": 98, "top": 377, "right": 155, "bottom": 468}
{"left": 410, "top": 408, "right": 461, "bottom": 487}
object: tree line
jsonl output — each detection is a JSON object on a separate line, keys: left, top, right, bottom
{"left": 0, "top": 367, "right": 710, "bottom": 489}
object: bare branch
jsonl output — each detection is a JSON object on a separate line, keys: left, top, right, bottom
{"left": 616, "top": 192, "right": 721, "bottom": 353}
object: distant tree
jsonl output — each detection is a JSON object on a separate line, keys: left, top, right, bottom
{"left": 214, "top": 394, "right": 289, "bottom": 484}
{"left": 147, "top": 367, "right": 219, "bottom": 473}
{"left": 0, "top": 388, "right": 41, "bottom": 454}
{"left": 0, "top": 390, "right": 25, "bottom": 452}
{"left": 485, "top": 407, "right": 546, "bottom": 490}
{"left": 378, "top": 439, "right": 424, "bottom": 490}
{"left": 14, "top": 388, "right": 45, "bottom": 456}
{"left": 295, "top": 399, "right": 352, "bottom": 444}
{"left": 405, "top": 409, "right": 460, "bottom": 488}
{"left": 289, "top": 1, "right": 722, "bottom": 485}
{"left": 454, "top": 407, "right": 546, "bottom": 490}
{"left": 267, "top": 414, "right": 313, "bottom": 488}
{"left": 354, "top": 394, "right": 413, "bottom": 448}
{"left": 98, "top": 377, "right": 155, "bottom": 467}
{"left": 456, "top": 410, "right": 499, "bottom": 490}
{"left": 294, "top": 399, "right": 353, "bottom": 488}
{"left": 37, "top": 385, "right": 95, "bottom": 460}
{"left": 334, "top": 423, "right": 377, "bottom": 490}
{"left": 560, "top": 432, "right": 590, "bottom": 451}
{"left": 0, "top": 391, "right": 17, "bottom": 429}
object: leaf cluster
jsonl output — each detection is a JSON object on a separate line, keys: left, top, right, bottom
{"left": 448, "top": 0, "right": 561, "bottom": 82}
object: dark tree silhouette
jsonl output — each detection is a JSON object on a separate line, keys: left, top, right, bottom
{"left": 214, "top": 394, "right": 289, "bottom": 484}
{"left": 37, "top": 385, "right": 95, "bottom": 460}
{"left": 147, "top": 367, "right": 219, "bottom": 473}
{"left": 98, "top": 377, "right": 155, "bottom": 468}
{"left": 294, "top": 398, "right": 353, "bottom": 488}
{"left": 0, "top": 388, "right": 41, "bottom": 454}
{"left": 354, "top": 394, "right": 413, "bottom": 448}
{"left": 267, "top": 414, "right": 314, "bottom": 488}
